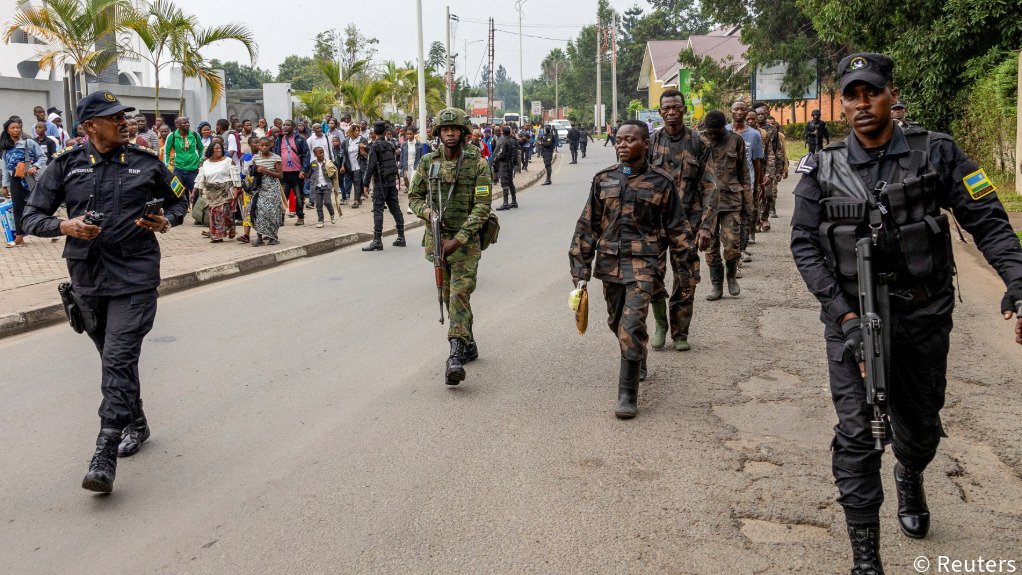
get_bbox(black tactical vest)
[373,140,398,186]
[816,128,953,291]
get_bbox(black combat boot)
[639,356,648,382]
[393,229,407,247]
[706,264,724,301]
[847,525,885,575]
[118,408,150,458]
[445,339,466,385]
[509,192,518,208]
[462,340,479,363]
[496,194,511,210]
[82,428,121,493]
[362,234,384,251]
[725,260,741,297]
[894,463,930,538]
[615,358,640,419]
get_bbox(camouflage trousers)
[706,211,742,267]
[603,281,651,361]
[425,237,481,343]
[760,177,778,223]
[653,248,700,341]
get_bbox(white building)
[1,0,154,86]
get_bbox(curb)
[0,152,559,340]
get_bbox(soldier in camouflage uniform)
[700,110,753,300]
[408,108,492,386]
[569,120,690,419]
[753,102,785,229]
[647,89,719,353]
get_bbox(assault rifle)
[428,161,445,324]
[855,237,890,450]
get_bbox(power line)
[459,17,586,29]
[493,28,571,42]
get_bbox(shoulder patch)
[794,153,817,175]
[963,168,995,200]
[170,175,186,198]
[128,143,159,156]
[594,164,618,177]
[51,143,81,159]
[474,185,490,198]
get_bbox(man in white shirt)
[307,123,332,163]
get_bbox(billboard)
[753,60,818,101]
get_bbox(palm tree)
[318,57,368,112]
[380,60,412,118]
[398,67,445,118]
[3,0,132,104]
[121,0,194,119]
[338,75,391,121]
[174,22,257,114]
[294,89,336,121]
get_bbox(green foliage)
[782,120,848,141]
[210,59,272,89]
[627,99,644,119]
[679,47,748,112]
[953,54,1018,182]
[277,55,324,91]
[342,24,378,70]
[295,88,337,120]
[427,41,446,74]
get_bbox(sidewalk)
[0,153,556,338]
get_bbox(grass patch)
[998,191,1022,213]
[785,140,809,160]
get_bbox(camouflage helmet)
[434,107,470,134]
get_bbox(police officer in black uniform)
[566,122,581,163]
[538,125,557,185]
[22,91,188,493]
[361,120,406,251]
[790,53,1022,574]
[494,125,520,211]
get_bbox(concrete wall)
[0,77,65,121]
[263,83,293,123]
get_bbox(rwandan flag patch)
[474,185,490,198]
[963,169,995,200]
[170,175,186,198]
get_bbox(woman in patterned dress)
[251,137,285,246]
[193,140,241,242]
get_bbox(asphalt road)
[1,142,1020,574]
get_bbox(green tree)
[277,55,323,91]
[427,41,446,73]
[541,48,569,110]
[209,59,273,89]
[295,88,336,121]
[313,29,339,62]
[3,0,132,104]
[679,47,749,113]
[174,21,257,114]
[341,24,378,70]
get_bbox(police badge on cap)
[837,53,894,93]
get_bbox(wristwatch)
[159,219,172,234]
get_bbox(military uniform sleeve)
[569,178,604,282]
[408,156,430,220]
[663,177,689,253]
[454,156,492,247]
[157,160,189,227]
[936,137,1022,286]
[21,154,67,237]
[697,169,719,232]
[736,138,754,217]
[790,165,856,324]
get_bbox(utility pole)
[554,62,559,112]
[487,17,495,123]
[1016,50,1022,190]
[595,19,602,131]
[516,0,526,121]
[611,13,618,126]
[415,0,428,139]
[445,6,453,107]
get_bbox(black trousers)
[569,143,579,162]
[542,152,553,180]
[580,140,588,157]
[81,289,159,430]
[281,171,305,219]
[498,164,516,203]
[825,310,951,526]
[9,177,27,235]
[372,183,404,235]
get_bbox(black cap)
[75,91,136,123]
[892,100,906,110]
[837,53,894,93]
[47,106,62,115]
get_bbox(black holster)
[57,282,97,334]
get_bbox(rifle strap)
[877,282,892,389]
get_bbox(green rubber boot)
[673,339,691,352]
[650,300,668,350]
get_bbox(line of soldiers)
[570,54,1022,575]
